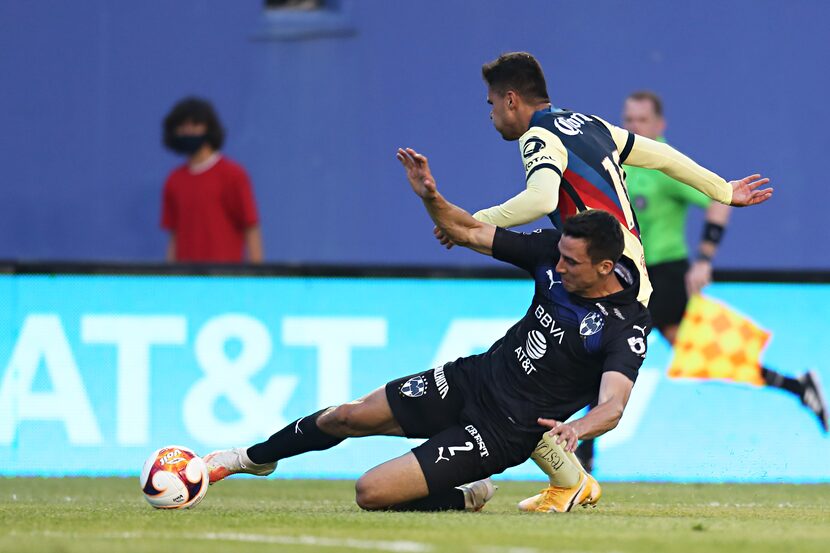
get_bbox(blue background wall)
[1,1,827,268]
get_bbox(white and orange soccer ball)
[140,445,209,509]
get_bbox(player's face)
[555,235,606,295]
[487,88,522,141]
[622,99,665,139]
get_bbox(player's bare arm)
[538,371,634,453]
[397,147,496,256]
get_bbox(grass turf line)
[1,478,829,553]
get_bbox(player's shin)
[246,408,345,465]
[389,479,496,512]
[530,433,583,487]
[517,434,600,512]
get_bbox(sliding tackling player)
[432,52,773,512]
[202,150,652,513]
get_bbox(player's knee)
[354,475,387,511]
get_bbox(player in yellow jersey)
[434,52,772,512]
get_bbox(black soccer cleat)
[799,370,829,433]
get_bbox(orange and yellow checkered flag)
[668,295,769,385]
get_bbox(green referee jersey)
[625,137,711,266]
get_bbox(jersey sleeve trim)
[601,366,639,383]
[527,163,563,180]
[619,132,635,163]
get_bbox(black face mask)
[171,134,208,155]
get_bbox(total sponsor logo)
[554,112,592,136]
[464,424,490,458]
[525,155,557,172]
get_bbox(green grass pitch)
[1,478,828,553]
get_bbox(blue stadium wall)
[1,0,827,268]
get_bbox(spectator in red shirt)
[161,97,263,263]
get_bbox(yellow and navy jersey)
[516,107,651,304]
[520,107,640,235]
[473,106,733,306]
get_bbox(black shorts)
[648,259,689,330]
[385,358,540,494]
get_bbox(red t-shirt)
[161,156,259,262]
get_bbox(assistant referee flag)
[668,295,769,385]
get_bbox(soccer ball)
[140,445,209,509]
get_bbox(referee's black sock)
[246,408,344,465]
[761,367,805,398]
[389,489,466,512]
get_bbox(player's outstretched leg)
[762,367,829,432]
[354,427,499,512]
[517,433,600,513]
[387,477,497,512]
[205,387,402,483]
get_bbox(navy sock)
[247,408,344,464]
[761,367,804,398]
[390,488,466,511]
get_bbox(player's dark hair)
[562,210,624,264]
[482,52,550,103]
[163,97,225,151]
[627,90,663,117]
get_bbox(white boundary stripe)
[25,530,432,552]
[11,531,629,553]
[197,532,431,552]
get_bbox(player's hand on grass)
[397,148,438,200]
[538,418,579,452]
[433,226,455,249]
[685,259,712,296]
[729,174,773,207]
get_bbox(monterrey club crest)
[400,375,427,398]
[579,311,605,336]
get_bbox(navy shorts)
[385,360,540,493]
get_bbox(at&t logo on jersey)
[554,112,592,136]
[514,346,537,375]
[525,330,547,360]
